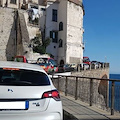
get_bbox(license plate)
[0,101,29,109]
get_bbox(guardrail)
[79,62,109,71]
[52,75,120,115]
[58,63,109,73]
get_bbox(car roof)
[0,61,45,72]
[83,57,89,58]
[91,61,97,62]
[37,57,54,60]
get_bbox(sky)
[83,0,120,74]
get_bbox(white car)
[0,61,63,120]
[83,63,89,70]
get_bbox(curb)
[63,110,78,120]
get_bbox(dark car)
[91,61,101,69]
[58,64,74,72]
[64,64,75,72]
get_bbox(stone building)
[0,0,38,9]
[39,0,84,65]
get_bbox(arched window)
[59,22,63,31]
[59,39,63,47]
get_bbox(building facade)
[0,0,38,9]
[39,0,84,65]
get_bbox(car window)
[37,58,48,64]
[14,58,24,62]
[49,59,57,66]
[83,58,90,62]
[0,68,50,86]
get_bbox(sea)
[109,74,120,111]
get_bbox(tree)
[31,33,51,54]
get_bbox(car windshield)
[14,57,24,62]
[83,58,90,62]
[64,64,70,67]
[37,58,48,64]
[37,58,57,67]
[49,59,57,67]
[0,68,50,86]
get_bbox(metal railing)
[52,75,120,115]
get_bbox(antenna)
[105,56,107,63]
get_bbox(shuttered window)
[50,31,58,43]
[52,9,57,22]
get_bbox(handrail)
[57,75,120,82]
[53,75,120,115]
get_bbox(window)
[0,69,50,86]
[59,22,63,31]
[41,8,46,11]
[50,31,58,43]
[10,0,16,4]
[59,39,63,47]
[52,9,57,22]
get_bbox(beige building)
[39,0,84,65]
[0,0,38,9]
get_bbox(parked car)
[83,63,90,70]
[58,64,75,72]
[64,64,75,72]
[83,57,91,65]
[70,63,77,70]
[14,56,28,63]
[91,61,101,69]
[36,57,58,73]
[0,61,62,120]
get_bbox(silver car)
[0,61,63,120]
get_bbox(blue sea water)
[110,74,120,80]
[109,74,120,111]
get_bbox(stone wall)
[0,8,31,61]
[17,10,31,58]
[17,10,40,60]
[52,68,109,110]
[0,7,44,61]
[0,8,16,61]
